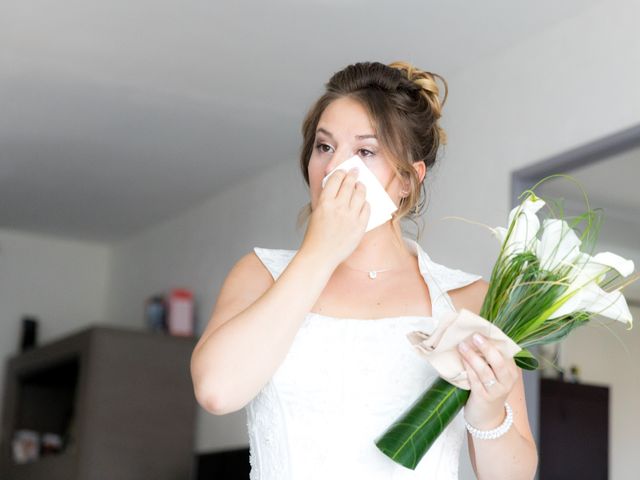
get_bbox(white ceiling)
[0,0,602,243]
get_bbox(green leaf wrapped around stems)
[374,377,469,470]
[374,347,535,470]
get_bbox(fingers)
[458,339,498,393]
[472,333,518,387]
[470,333,509,380]
[458,333,517,396]
[350,181,366,209]
[320,169,349,199]
[335,169,359,203]
[461,356,489,394]
[319,167,368,230]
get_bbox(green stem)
[375,377,470,470]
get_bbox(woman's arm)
[190,247,335,415]
[467,369,538,479]
[192,168,368,416]
[450,280,539,480]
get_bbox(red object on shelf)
[167,289,194,337]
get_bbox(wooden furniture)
[0,325,198,480]
[539,377,609,480]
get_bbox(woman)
[191,61,538,479]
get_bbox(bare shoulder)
[196,250,274,346]
[447,278,489,315]
[221,250,275,296]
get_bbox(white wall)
[0,228,112,418]
[105,159,309,450]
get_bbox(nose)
[324,152,351,177]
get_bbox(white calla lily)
[536,218,582,271]
[548,281,633,326]
[490,189,635,328]
[492,194,545,256]
[571,251,635,282]
[588,251,635,277]
[549,249,635,325]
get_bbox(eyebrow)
[316,128,377,141]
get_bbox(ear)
[412,160,427,184]
[400,161,427,196]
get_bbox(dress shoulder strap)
[407,236,483,296]
[419,255,484,314]
[425,260,483,293]
[253,247,297,281]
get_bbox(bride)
[191,61,538,479]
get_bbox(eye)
[358,148,376,158]
[315,142,334,154]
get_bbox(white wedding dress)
[246,236,482,479]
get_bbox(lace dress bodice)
[245,237,482,479]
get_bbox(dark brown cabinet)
[0,325,198,480]
[539,377,609,480]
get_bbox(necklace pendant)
[368,271,377,279]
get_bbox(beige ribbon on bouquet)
[407,308,522,390]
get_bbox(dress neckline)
[305,311,433,322]
[306,236,435,322]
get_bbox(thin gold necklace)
[342,263,395,280]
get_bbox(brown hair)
[296,61,448,238]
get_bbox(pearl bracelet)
[465,402,513,440]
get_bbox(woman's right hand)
[300,167,370,269]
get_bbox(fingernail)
[472,333,484,345]
[458,341,469,352]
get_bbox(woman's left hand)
[458,332,519,430]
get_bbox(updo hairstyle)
[297,61,448,233]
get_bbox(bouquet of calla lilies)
[375,182,636,470]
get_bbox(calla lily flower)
[536,218,582,271]
[572,251,635,281]
[492,194,545,256]
[549,281,633,326]
[548,249,635,325]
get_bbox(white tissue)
[321,155,398,232]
